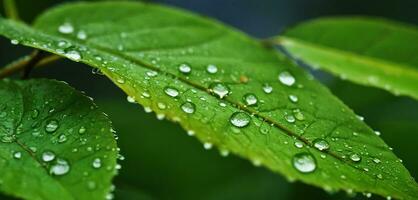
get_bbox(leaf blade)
[278,17,418,99]
[0,3,417,199]
[0,79,118,200]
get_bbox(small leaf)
[277,17,418,99]
[0,79,118,200]
[0,2,417,199]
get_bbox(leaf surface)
[0,79,118,200]
[0,3,417,199]
[278,17,418,99]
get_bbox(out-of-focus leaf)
[278,17,418,99]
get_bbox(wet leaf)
[0,2,417,199]
[277,17,418,99]
[0,79,118,200]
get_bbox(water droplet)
[289,94,298,103]
[206,64,218,74]
[79,126,86,134]
[278,71,295,86]
[220,149,229,157]
[229,112,251,128]
[13,151,22,159]
[50,159,70,176]
[146,71,158,77]
[11,39,19,45]
[181,102,196,114]
[45,120,59,133]
[292,153,316,173]
[58,134,67,143]
[294,141,304,148]
[92,158,102,169]
[77,30,87,40]
[178,63,191,74]
[313,139,329,151]
[157,102,167,110]
[210,83,230,99]
[126,96,136,103]
[42,151,56,162]
[58,22,74,34]
[285,114,295,123]
[243,93,258,106]
[164,87,179,97]
[293,109,305,121]
[65,50,81,62]
[187,130,195,136]
[203,142,213,150]
[262,84,273,94]
[350,153,361,162]
[374,131,381,136]
[117,78,125,84]
[376,173,383,179]
[373,158,381,164]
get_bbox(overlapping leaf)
[278,17,418,99]
[0,79,118,200]
[0,2,417,199]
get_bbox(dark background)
[0,0,417,199]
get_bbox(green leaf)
[0,79,118,200]
[0,2,417,199]
[277,17,418,99]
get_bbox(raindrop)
[50,159,70,176]
[350,153,361,162]
[210,83,230,99]
[203,142,213,150]
[58,134,67,143]
[278,71,295,86]
[77,30,87,40]
[206,64,218,74]
[45,120,59,133]
[178,63,191,74]
[42,151,56,162]
[126,96,136,103]
[58,22,74,34]
[78,126,86,134]
[13,151,22,159]
[243,93,258,106]
[373,158,381,164]
[285,114,295,123]
[262,84,273,94]
[146,71,158,77]
[117,79,125,84]
[294,141,304,148]
[181,102,196,114]
[292,153,316,173]
[65,50,81,62]
[164,87,179,97]
[92,158,102,169]
[157,102,167,110]
[229,112,251,128]
[376,174,383,179]
[10,39,19,45]
[289,94,298,103]
[374,131,381,136]
[313,139,329,151]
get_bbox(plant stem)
[0,52,61,79]
[3,0,20,20]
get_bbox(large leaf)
[277,17,418,99]
[0,2,417,199]
[0,79,118,200]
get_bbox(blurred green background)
[0,0,417,199]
